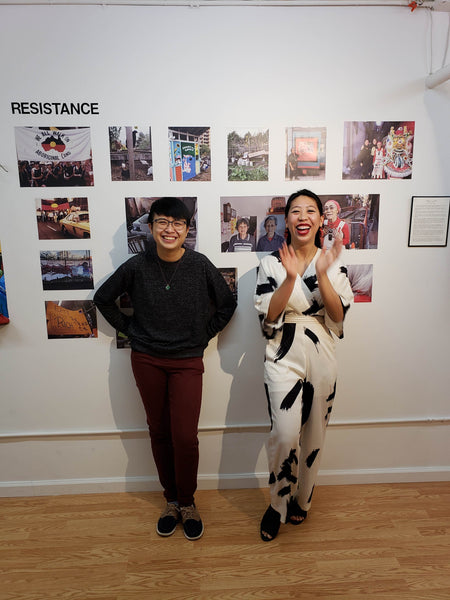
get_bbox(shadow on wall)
[216,267,269,517]
[99,225,161,493]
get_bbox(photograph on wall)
[36,197,90,240]
[347,264,373,303]
[116,292,132,349]
[15,126,94,187]
[168,127,210,182]
[109,126,153,181]
[228,129,269,181]
[45,300,97,339]
[0,241,9,325]
[342,121,415,180]
[285,127,326,181]
[40,250,93,291]
[320,194,379,250]
[218,267,238,302]
[221,195,286,252]
[126,197,198,254]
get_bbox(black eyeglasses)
[152,218,187,231]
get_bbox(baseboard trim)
[1,467,449,497]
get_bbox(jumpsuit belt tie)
[284,314,325,325]
[284,314,330,336]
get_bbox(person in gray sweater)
[94,197,236,540]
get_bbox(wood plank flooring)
[1,482,449,599]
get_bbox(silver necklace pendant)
[165,284,170,291]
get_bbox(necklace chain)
[157,254,183,290]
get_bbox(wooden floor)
[1,482,449,600]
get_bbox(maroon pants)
[131,351,204,506]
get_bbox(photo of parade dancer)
[342,121,414,180]
[15,127,94,187]
[321,199,350,249]
[320,194,379,250]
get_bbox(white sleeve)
[254,256,285,338]
[324,261,354,339]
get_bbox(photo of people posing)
[285,126,326,181]
[320,194,379,250]
[221,194,378,253]
[169,127,211,182]
[228,129,269,181]
[342,121,415,180]
[45,300,97,339]
[40,250,94,291]
[221,196,286,253]
[109,126,153,181]
[15,126,94,187]
[35,198,90,240]
[125,197,197,254]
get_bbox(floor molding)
[1,467,449,497]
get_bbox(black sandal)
[287,500,307,525]
[260,505,281,542]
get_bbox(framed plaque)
[408,196,450,247]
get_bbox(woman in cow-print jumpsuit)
[254,189,353,541]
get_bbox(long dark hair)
[284,189,323,247]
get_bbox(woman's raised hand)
[279,242,298,280]
[316,236,343,276]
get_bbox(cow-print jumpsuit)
[255,249,353,523]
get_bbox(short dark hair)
[236,217,249,228]
[148,197,192,225]
[285,189,323,247]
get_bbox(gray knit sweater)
[93,247,236,358]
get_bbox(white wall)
[0,3,449,496]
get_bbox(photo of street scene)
[16,126,94,187]
[342,121,415,180]
[286,127,326,181]
[45,300,97,339]
[228,129,269,181]
[0,241,9,325]
[221,195,287,253]
[347,264,373,303]
[109,126,153,181]
[169,127,211,182]
[320,194,379,250]
[36,198,90,240]
[125,197,197,254]
[40,250,93,291]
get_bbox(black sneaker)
[156,502,180,536]
[180,504,204,540]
